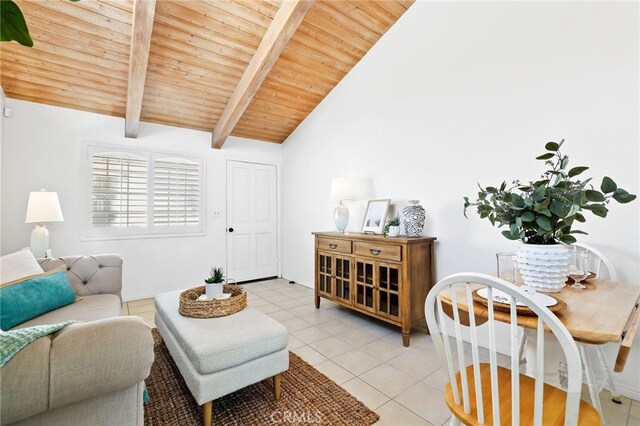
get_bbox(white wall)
[1,99,283,301]
[280,2,640,398]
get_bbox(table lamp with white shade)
[25,190,64,258]
[330,178,353,233]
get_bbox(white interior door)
[227,161,278,282]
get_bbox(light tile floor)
[124,278,640,426]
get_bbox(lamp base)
[30,224,49,258]
[334,203,349,233]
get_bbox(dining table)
[440,278,640,387]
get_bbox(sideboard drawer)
[318,238,352,254]
[354,242,402,262]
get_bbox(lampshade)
[330,178,353,202]
[25,191,64,223]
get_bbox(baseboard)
[608,382,640,401]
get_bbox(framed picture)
[362,199,391,234]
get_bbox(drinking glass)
[496,252,518,284]
[568,248,589,289]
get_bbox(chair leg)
[580,345,605,425]
[595,345,622,403]
[202,401,213,426]
[274,373,282,401]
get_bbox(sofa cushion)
[154,290,288,375]
[12,294,121,330]
[1,268,77,330]
[1,248,44,285]
[38,255,123,298]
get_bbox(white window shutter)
[91,153,148,227]
[153,158,201,226]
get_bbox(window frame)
[82,143,206,241]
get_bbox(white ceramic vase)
[402,200,426,237]
[205,283,224,299]
[388,226,400,237]
[517,244,570,293]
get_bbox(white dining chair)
[572,243,622,419]
[425,272,600,426]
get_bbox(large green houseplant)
[1,0,80,47]
[463,140,636,291]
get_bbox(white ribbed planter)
[517,244,570,293]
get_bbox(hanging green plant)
[0,0,33,47]
[0,0,81,48]
[463,139,636,245]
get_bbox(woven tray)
[179,284,247,318]
[472,289,566,316]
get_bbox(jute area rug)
[145,329,380,425]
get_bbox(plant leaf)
[501,230,519,240]
[601,176,617,193]
[0,0,33,47]
[545,141,560,152]
[536,215,552,231]
[511,193,525,209]
[589,204,608,218]
[568,166,589,177]
[521,212,535,222]
[575,213,586,223]
[533,197,550,211]
[559,235,577,244]
[532,185,547,202]
[536,153,554,160]
[585,190,605,202]
[550,200,569,217]
[612,188,637,204]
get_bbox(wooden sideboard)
[312,232,437,347]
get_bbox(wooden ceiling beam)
[211,0,315,149]
[125,0,156,138]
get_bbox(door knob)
[228,227,234,232]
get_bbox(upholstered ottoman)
[154,291,289,426]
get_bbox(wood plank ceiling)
[0,0,413,147]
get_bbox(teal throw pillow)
[0,269,77,330]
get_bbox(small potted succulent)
[204,267,225,299]
[384,216,401,237]
[463,140,636,292]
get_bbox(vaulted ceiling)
[0,0,413,147]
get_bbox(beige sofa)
[0,255,154,426]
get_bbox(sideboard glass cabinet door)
[377,262,401,320]
[317,253,334,298]
[333,256,351,304]
[354,260,376,313]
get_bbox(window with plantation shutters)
[91,153,148,227]
[153,157,201,227]
[85,144,205,239]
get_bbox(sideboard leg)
[402,331,410,347]
[315,295,320,309]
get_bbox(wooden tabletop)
[440,279,640,370]
[312,231,437,243]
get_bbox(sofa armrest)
[0,317,153,424]
[48,316,154,410]
[38,254,123,299]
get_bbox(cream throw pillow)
[0,248,45,285]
